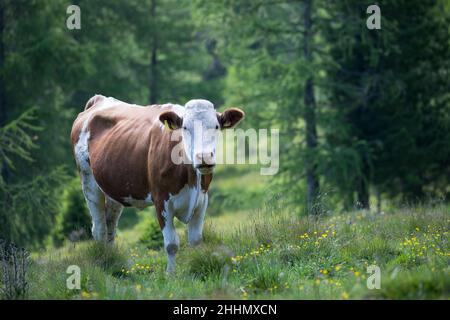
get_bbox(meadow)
[26,167,450,300]
[0,0,449,302]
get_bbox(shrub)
[80,242,129,275]
[52,178,91,246]
[248,266,282,292]
[187,245,233,280]
[138,216,164,250]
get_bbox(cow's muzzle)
[194,152,215,166]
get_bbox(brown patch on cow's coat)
[201,174,213,192]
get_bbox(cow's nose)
[195,152,215,167]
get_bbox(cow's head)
[159,99,245,174]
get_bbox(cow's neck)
[200,173,213,192]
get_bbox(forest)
[0,0,449,300]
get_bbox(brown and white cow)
[71,95,244,272]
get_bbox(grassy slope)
[28,169,449,300]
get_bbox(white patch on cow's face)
[181,99,220,174]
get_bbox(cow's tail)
[84,94,105,111]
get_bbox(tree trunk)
[149,0,158,104]
[356,156,370,209]
[0,1,11,185]
[0,1,6,126]
[375,187,381,213]
[303,0,319,213]
[357,178,369,209]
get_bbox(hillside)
[27,169,449,299]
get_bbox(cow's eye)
[183,126,187,130]
[215,125,219,129]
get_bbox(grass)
[25,203,449,300]
[20,165,449,300]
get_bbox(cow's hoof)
[165,260,176,275]
[165,248,177,275]
[188,239,202,247]
[165,267,176,275]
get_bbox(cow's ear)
[159,111,182,130]
[217,108,245,129]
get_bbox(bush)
[187,245,233,280]
[138,216,164,250]
[80,242,129,275]
[249,266,282,292]
[51,177,91,246]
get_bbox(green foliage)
[186,245,233,280]
[138,214,164,250]
[0,108,69,247]
[0,108,40,174]
[0,167,69,248]
[324,0,450,204]
[80,242,129,275]
[51,177,91,247]
[199,0,450,210]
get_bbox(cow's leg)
[163,214,179,274]
[80,171,107,242]
[188,194,208,246]
[156,204,179,274]
[105,197,123,244]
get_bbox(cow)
[70,95,245,273]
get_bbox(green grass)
[26,204,449,300]
[21,165,449,300]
